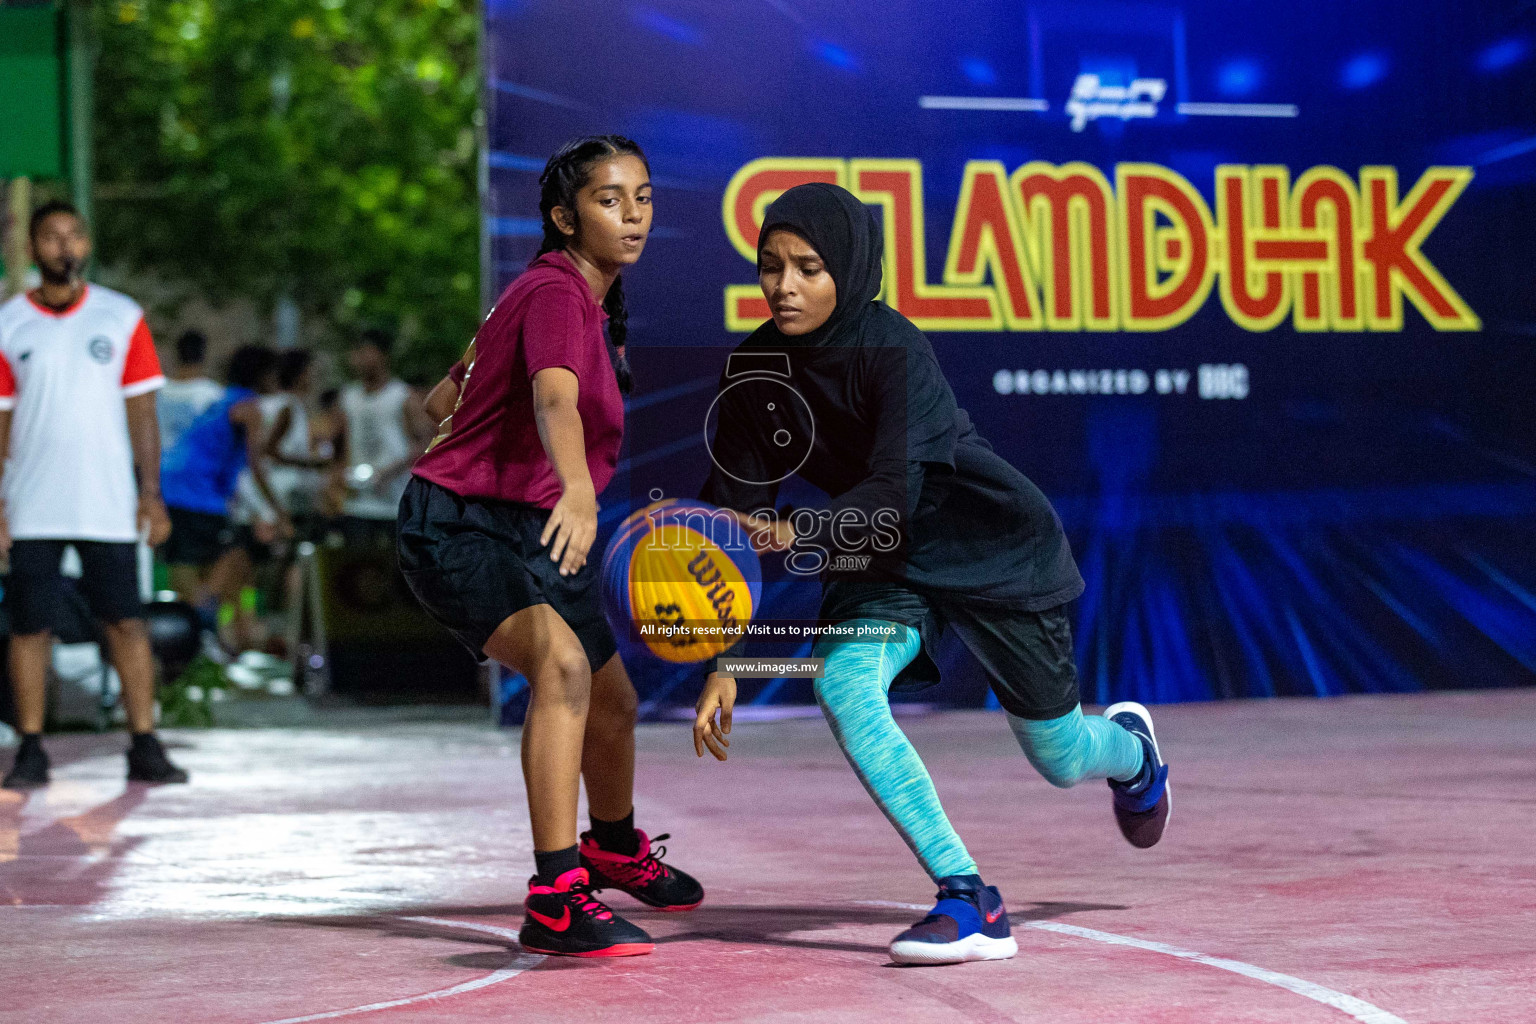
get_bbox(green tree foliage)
[95,0,480,379]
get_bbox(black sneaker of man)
[126,733,190,784]
[2,735,50,790]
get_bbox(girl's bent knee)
[1010,710,1092,788]
[1030,753,1088,789]
[532,650,592,709]
[811,675,839,711]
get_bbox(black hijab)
[756,183,883,347]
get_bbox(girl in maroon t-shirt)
[400,136,701,957]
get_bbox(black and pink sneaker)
[518,867,654,957]
[580,829,704,911]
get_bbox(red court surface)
[3,690,1534,1024]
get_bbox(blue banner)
[486,0,1536,708]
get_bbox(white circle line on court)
[254,917,544,1024]
[858,901,1408,1024]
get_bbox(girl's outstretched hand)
[694,672,737,761]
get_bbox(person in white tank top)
[235,350,328,526]
[338,330,433,544]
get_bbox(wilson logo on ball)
[602,500,762,664]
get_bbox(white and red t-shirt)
[0,285,165,541]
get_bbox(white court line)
[255,918,544,1024]
[858,902,1407,1024]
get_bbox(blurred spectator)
[236,349,330,537]
[0,200,185,789]
[158,330,224,454]
[311,388,343,461]
[313,388,347,518]
[160,345,292,651]
[336,329,434,547]
[266,350,331,523]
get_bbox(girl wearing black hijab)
[693,183,1171,965]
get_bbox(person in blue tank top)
[160,344,291,641]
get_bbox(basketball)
[601,499,762,664]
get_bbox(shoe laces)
[566,879,613,921]
[634,833,672,884]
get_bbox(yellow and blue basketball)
[601,499,762,664]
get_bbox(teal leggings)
[812,618,1144,881]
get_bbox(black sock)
[588,809,639,856]
[129,732,159,752]
[534,844,580,886]
[17,733,43,756]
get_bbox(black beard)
[39,258,78,286]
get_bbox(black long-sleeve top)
[700,301,1083,611]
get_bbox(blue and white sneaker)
[1104,701,1171,849]
[888,874,1018,965]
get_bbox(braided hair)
[536,135,648,394]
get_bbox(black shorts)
[817,579,1081,720]
[396,476,618,670]
[232,523,277,565]
[162,507,235,567]
[6,539,144,635]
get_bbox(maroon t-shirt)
[413,251,624,508]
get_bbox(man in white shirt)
[337,329,434,547]
[158,329,224,453]
[0,201,188,789]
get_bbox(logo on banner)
[1066,74,1167,132]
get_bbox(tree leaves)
[95,0,480,379]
